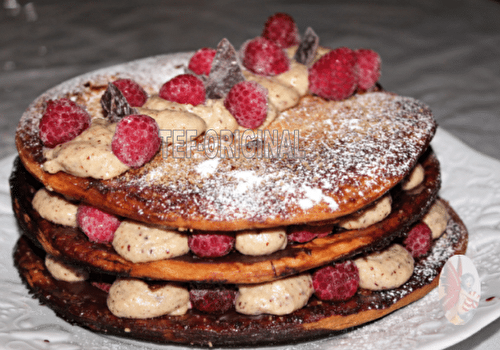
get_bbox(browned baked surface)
[11,149,440,283]
[16,76,436,231]
[13,200,467,347]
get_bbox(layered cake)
[10,13,467,347]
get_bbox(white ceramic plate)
[2,54,500,350]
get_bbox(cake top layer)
[16,53,436,231]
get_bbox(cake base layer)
[13,200,467,347]
[11,149,440,283]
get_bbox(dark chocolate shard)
[294,27,319,66]
[100,83,137,123]
[205,38,245,99]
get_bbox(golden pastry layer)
[11,148,439,283]
[15,52,435,231]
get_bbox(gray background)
[1,0,499,349]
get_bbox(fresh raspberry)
[76,205,121,244]
[188,48,217,76]
[224,81,268,129]
[39,98,91,148]
[92,282,112,293]
[242,37,290,76]
[288,224,333,243]
[403,222,432,258]
[112,78,148,107]
[159,74,205,106]
[312,261,359,301]
[111,114,161,168]
[190,284,237,314]
[355,49,381,90]
[188,232,235,258]
[262,13,300,48]
[308,47,358,101]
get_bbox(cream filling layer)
[32,188,78,227]
[401,164,425,191]
[45,255,88,282]
[423,200,450,239]
[354,244,414,291]
[43,119,129,179]
[235,227,287,256]
[339,194,392,230]
[112,221,189,263]
[107,279,190,318]
[235,273,314,316]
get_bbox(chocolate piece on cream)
[100,83,137,123]
[294,27,319,66]
[205,38,245,99]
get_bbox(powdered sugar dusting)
[296,184,339,210]
[196,158,220,177]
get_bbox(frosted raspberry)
[309,47,358,101]
[112,78,148,107]
[188,232,235,258]
[188,47,217,76]
[111,114,161,168]
[92,282,112,293]
[355,49,381,90]
[288,224,333,243]
[159,74,205,106]
[262,13,300,48]
[404,222,432,258]
[76,205,121,244]
[190,284,236,314]
[242,37,290,76]
[312,261,359,301]
[39,98,91,148]
[224,81,268,129]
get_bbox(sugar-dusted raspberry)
[355,49,381,90]
[224,81,268,129]
[39,98,91,148]
[288,224,333,243]
[189,284,237,314]
[188,232,235,258]
[404,222,432,258]
[92,282,112,293]
[188,47,217,76]
[159,74,205,106]
[242,37,290,76]
[262,12,300,48]
[111,114,161,168]
[312,261,359,301]
[309,47,358,101]
[112,78,148,107]
[76,205,121,244]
